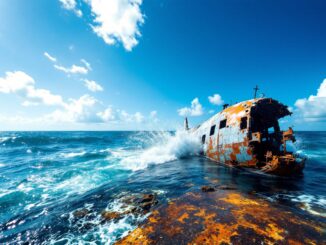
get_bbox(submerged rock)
[137,194,158,211]
[73,208,90,219]
[217,185,237,190]
[140,194,155,203]
[201,186,216,192]
[101,193,159,223]
[101,211,122,221]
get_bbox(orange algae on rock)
[116,190,325,245]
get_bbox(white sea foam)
[0,136,16,144]
[24,203,36,211]
[0,137,10,143]
[60,151,86,158]
[121,131,201,171]
[17,183,33,193]
[52,198,148,245]
[53,174,97,194]
[291,194,326,217]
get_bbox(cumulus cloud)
[0,71,64,106]
[83,79,103,92]
[208,94,224,105]
[97,106,115,122]
[96,107,146,123]
[44,52,57,62]
[85,0,145,51]
[134,112,144,123]
[48,94,101,123]
[0,71,100,123]
[118,110,144,123]
[59,0,82,17]
[0,70,151,127]
[178,98,203,117]
[295,79,326,121]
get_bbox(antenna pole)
[254,85,259,99]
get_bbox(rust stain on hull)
[116,190,325,245]
[191,98,306,175]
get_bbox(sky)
[1,0,326,131]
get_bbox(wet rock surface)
[116,190,325,245]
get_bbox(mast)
[254,85,259,99]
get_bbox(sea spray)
[121,131,202,171]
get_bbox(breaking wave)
[121,131,201,171]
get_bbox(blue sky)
[1,0,326,130]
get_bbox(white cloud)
[54,64,88,75]
[134,112,144,123]
[44,52,91,75]
[295,79,326,121]
[59,0,77,9]
[59,0,82,17]
[0,71,152,127]
[0,71,33,93]
[85,0,145,51]
[44,52,57,62]
[208,109,215,114]
[118,109,144,123]
[0,71,64,106]
[178,98,203,117]
[208,94,224,105]
[48,94,101,123]
[84,79,103,92]
[97,106,115,122]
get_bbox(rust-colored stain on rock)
[116,190,325,245]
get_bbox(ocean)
[0,131,325,244]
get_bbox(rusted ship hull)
[189,98,306,175]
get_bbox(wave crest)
[121,131,201,171]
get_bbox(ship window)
[202,135,206,144]
[210,125,216,136]
[240,117,247,130]
[219,119,227,129]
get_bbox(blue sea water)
[0,131,325,244]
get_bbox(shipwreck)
[186,94,306,175]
